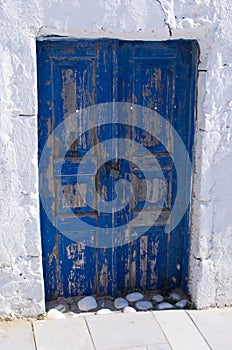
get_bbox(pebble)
[156,302,175,310]
[78,296,97,311]
[55,304,66,313]
[47,309,66,320]
[135,300,153,311]
[45,289,190,315]
[123,306,137,313]
[152,294,164,303]
[114,297,128,309]
[175,299,188,308]
[126,292,144,302]
[169,292,181,301]
[96,308,112,315]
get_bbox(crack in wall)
[155,0,173,37]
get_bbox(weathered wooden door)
[37,39,198,299]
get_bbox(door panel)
[37,39,198,299]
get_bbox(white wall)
[0,0,231,317]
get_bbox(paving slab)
[0,320,35,350]
[1,308,232,350]
[86,312,169,350]
[153,310,210,350]
[187,308,232,350]
[33,317,94,350]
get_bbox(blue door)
[37,39,198,299]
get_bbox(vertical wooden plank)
[37,42,58,299]
[95,40,117,295]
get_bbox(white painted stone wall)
[0,0,231,317]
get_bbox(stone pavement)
[0,308,232,350]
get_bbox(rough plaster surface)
[0,0,231,316]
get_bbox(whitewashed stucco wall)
[0,0,231,317]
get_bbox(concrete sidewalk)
[0,308,231,350]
